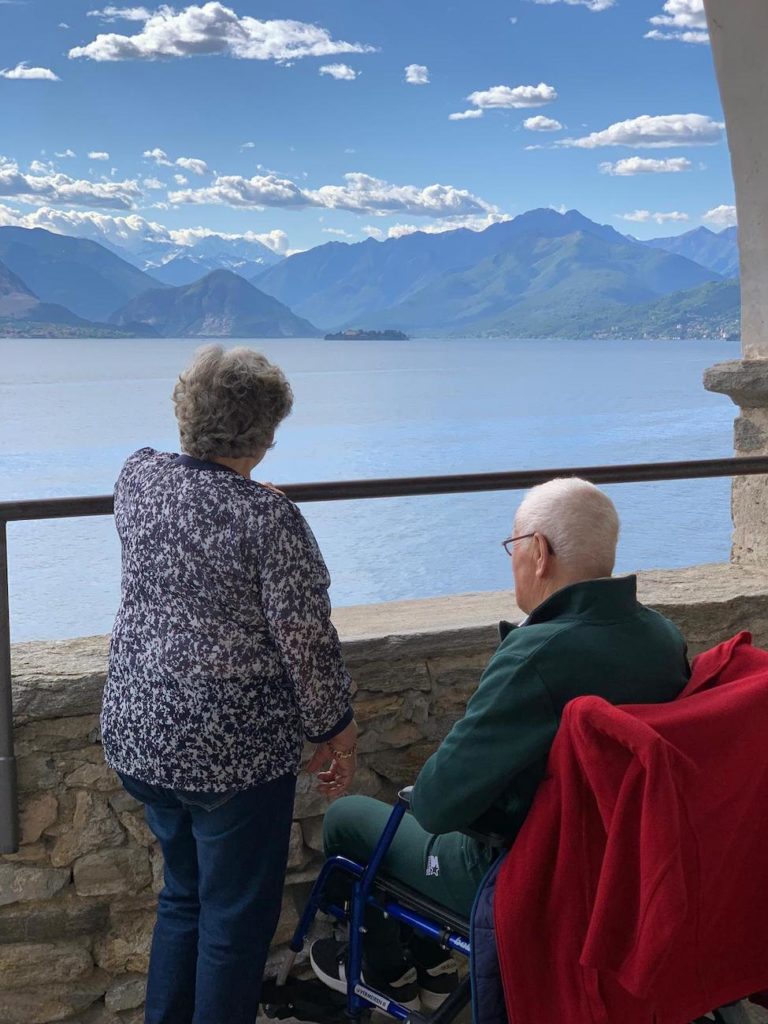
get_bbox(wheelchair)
[261,788,759,1024]
[262,785,506,1023]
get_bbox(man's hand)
[307,719,358,800]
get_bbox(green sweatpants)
[323,796,492,977]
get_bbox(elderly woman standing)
[101,345,357,1024]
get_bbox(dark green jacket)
[411,575,689,839]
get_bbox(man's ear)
[534,532,551,578]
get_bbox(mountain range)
[124,233,283,287]
[254,209,731,337]
[0,211,741,340]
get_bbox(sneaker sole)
[309,946,421,1012]
[419,988,454,1012]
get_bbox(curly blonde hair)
[173,345,293,459]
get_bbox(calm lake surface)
[0,337,737,642]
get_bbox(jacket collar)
[501,575,639,635]
[174,453,240,476]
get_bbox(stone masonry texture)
[2,565,768,1022]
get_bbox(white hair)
[514,477,619,578]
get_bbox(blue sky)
[0,0,736,257]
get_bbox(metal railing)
[3,453,768,854]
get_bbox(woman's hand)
[259,481,286,497]
[306,719,358,800]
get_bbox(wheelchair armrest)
[399,786,506,849]
[460,825,508,850]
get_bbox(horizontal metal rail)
[2,452,768,854]
[3,455,768,523]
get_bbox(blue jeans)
[118,771,297,1024]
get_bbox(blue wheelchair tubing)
[286,798,471,1021]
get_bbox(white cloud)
[449,109,483,121]
[59,22,70,29]
[702,204,737,229]
[87,6,153,20]
[143,176,164,189]
[88,150,110,160]
[0,205,168,248]
[509,16,518,24]
[241,141,256,150]
[646,0,708,43]
[649,0,706,25]
[175,156,208,175]
[405,64,429,85]
[322,227,355,238]
[0,203,292,256]
[170,170,499,219]
[143,147,173,166]
[363,212,511,241]
[55,149,76,158]
[645,29,708,43]
[617,209,689,224]
[560,113,724,148]
[87,5,153,19]
[29,160,55,174]
[169,225,290,254]
[69,3,376,63]
[523,115,563,131]
[0,161,141,209]
[145,149,208,175]
[530,0,615,10]
[293,173,502,219]
[599,156,692,175]
[174,173,188,185]
[319,63,358,81]
[0,62,60,81]
[171,173,307,208]
[467,82,557,110]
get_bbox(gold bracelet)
[330,745,357,761]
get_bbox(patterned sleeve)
[249,492,353,742]
[115,447,158,497]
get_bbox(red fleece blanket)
[494,632,768,1024]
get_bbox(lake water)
[0,336,738,642]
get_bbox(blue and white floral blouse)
[102,447,353,792]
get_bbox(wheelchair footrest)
[261,977,352,1023]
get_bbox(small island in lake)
[324,328,409,341]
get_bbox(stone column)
[702,0,768,565]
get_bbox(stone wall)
[3,563,768,1023]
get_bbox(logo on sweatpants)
[426,855,440,877]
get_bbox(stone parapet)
[3,564,768,1022]
[704,359,768,408]
[705,358,768,565]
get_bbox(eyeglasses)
[502,533,555,557]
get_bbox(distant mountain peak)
[110,267,319,338]
[641,223,739,277]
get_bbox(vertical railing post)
[0,519,19,854]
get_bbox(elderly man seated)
[310,478,690,1012]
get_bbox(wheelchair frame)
[267,787,489,1023]
[264,788,758,1024]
